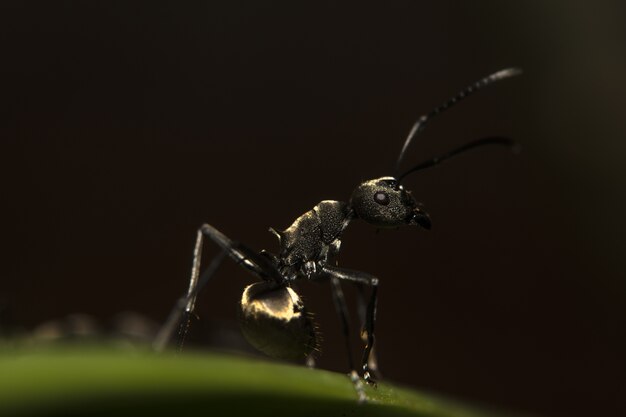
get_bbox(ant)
[153,67,522,399]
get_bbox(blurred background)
[1,1,625,416]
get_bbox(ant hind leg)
[153,224,282,352]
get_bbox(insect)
[153,67,522,395]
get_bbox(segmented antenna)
[397,137,519,182]
[393,67,522,177]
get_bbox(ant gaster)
[153,68,522,398]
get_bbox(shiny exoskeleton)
[153,68,521,399]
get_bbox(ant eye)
[373,191,390,205]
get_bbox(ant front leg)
[329,277,355,371]
[153,224,282,352]
[321,264,379,385]
[355,283,381,380]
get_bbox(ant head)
[353,67,521,231]
[350,68,521,229]
[350,177,432,230]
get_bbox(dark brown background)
[1,2,625,416]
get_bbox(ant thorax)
[270,200,354,275]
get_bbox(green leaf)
[0,347,522,417]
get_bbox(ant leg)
[329,277,354,371]
[361,282,378,385]
[329,277,367,403]
[356,284,381,379]
[321,265,379,385]
[153,224,282,352]
[153,249,227,352]
[197,224,283,282]
[153,227,228,352]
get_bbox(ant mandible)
[153,67,522,397]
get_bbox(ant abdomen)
[238,282,318,361]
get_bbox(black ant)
[153,68,522,399]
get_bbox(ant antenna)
[397,137,519,182]
[393,67,522,177]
